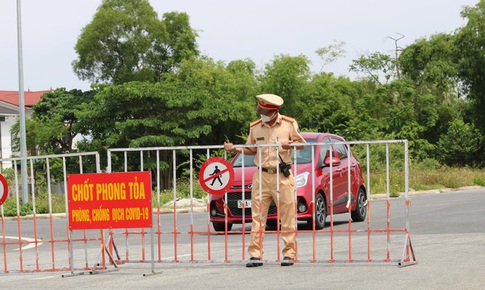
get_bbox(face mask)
[261,111,276,123]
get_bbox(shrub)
[2,197,32,216]
[473,174,485,187]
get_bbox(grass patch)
[366,164,484,196]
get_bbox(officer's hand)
[224,142,235,152]
[281,140,292,150]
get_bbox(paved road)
[2,188,485,289]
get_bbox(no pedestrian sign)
[0,174,8,206]
[199,157,234,195]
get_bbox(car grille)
[226,191,277,217]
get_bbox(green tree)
[170,57,257,145]
[12,88,94,155]
[350,80,439,160]
[436,119,481,166]
[72,0,198,85]
[77,81,212,150]
[399,33,459,99]
[260,54,311,118]
[315,39,347,72]
[300,72,358,135]
[349,52,395,85]
[75,57,257,150]
[455,0,485,139]
[158,11,199,77]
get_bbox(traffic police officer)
[224,93,306,267]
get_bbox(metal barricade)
[105,140,415,267]
[0,152,100,273]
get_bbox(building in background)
[0,90,50,168]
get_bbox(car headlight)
[295,171,310,188]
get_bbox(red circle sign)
[199,157,234,195]
[0,174,8,206]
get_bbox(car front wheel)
[351,187,367,222]
[309,193,327,230]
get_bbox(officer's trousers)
[247,170,296,259]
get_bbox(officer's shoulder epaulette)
[281,115,296,123]
[250,119,262,127]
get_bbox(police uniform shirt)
[246,113,306,168]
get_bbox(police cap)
[256,94,284,110]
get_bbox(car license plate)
[237,200,251,208]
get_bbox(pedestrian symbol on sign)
[210,166,224,186]
[199,157,234,195]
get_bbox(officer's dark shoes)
[281,256,294,266]
[246,257,263,267]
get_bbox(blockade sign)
[199,157,234,195]
[0,174,8,206]
[67,171,152,230]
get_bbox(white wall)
[1,115,17,168]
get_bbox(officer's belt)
[260,167,291,174]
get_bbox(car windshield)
[232,138,317,167]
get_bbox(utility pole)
[17,0,29,204]
[387,33,405,80]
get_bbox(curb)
[370,185,485,200]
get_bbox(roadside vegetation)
[370,163,485,198]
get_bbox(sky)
[0,0,479,92]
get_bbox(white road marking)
[33,275,58,280]
[4,236,43,251]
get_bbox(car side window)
[332,139,348,160]
[320,138,332,159]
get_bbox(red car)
[209,132,367,232]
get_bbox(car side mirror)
[323,156,341,167]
